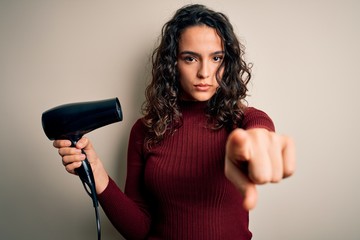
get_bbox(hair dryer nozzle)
[41,97,122,141]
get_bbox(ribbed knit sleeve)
[242,107,275,132]
[97,119,152,240]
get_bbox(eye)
[213,55,223,62]
[184,56,196,63]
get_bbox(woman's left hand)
[224,128,296,210]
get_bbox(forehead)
[178,25,223,51]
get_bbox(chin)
[191,95,214,102]
[181,91,215,102]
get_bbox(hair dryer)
[41,97,122,240]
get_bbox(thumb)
[76,137,91,150]
[75,137,94,159]
[225,153,258,210]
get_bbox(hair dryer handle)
[71,141,99,208]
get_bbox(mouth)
[194,83,211,91]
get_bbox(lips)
[194,83,211,91]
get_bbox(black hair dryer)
[41,97,122,239]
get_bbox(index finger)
[226,128,251,162]
[53,139,72,148]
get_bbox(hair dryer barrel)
[41,97,122,141]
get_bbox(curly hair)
[142,4,252,149]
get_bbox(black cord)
[71,141,102,240]
[81,180,102,240]
[95,204,101,240]
[80,178,101,240]
[76,158,102,240]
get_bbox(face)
[177,25,224,101]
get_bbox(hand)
[224,128,296,210]
[53,137,109,194]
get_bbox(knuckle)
[65,162,80,174]
[270,133,281,147]
[251,172,271,185]
[62,156,69,165]
[271,173,283,183]
[71,147,79,155]
[284,165,296,178]
[65,164,72,173]
[271,179,280,183]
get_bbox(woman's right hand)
[53,137,109,194]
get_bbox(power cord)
[75,152,102,240]
[80,176,102,240]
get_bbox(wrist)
[92,158,109,194]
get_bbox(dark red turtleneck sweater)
[98,101,275,240]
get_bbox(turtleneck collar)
[179,100,209,112]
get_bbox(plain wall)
[1,0,359,239]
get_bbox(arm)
[224,107,296,210]
[54,119,152,240]
[97,119,152,239]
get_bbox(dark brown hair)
[142,4,251,149]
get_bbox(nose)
[197,61,210,79]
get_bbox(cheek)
[178,62,190,74]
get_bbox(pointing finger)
[225,156,258,210]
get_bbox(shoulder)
[131,118,146,131]
[129,118,147,144]
[242,107,275,132]
[130,118,147,137]
[127,118,148,156]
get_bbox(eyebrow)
[179,50,225,57]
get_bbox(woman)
[55,4,295,240]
